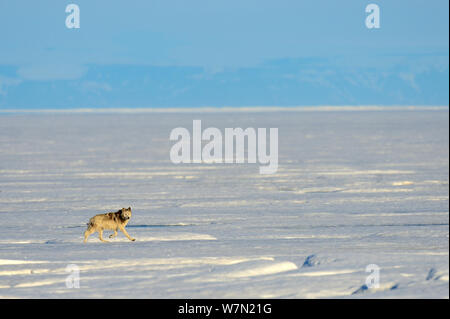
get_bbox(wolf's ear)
[128,207,131,210]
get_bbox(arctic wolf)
[84,207,135,243]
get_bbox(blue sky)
[0,0,448,108]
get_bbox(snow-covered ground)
[0,109,448,298]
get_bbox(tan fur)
[84,207,135,243]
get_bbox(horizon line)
[0,105,448,114]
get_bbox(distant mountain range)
[0,54,448,109]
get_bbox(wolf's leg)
[119,225,135,241]
[109,229,118,239]
[98,229,109,243]
[84,227,95,243]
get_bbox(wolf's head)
[120,207,132,220]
